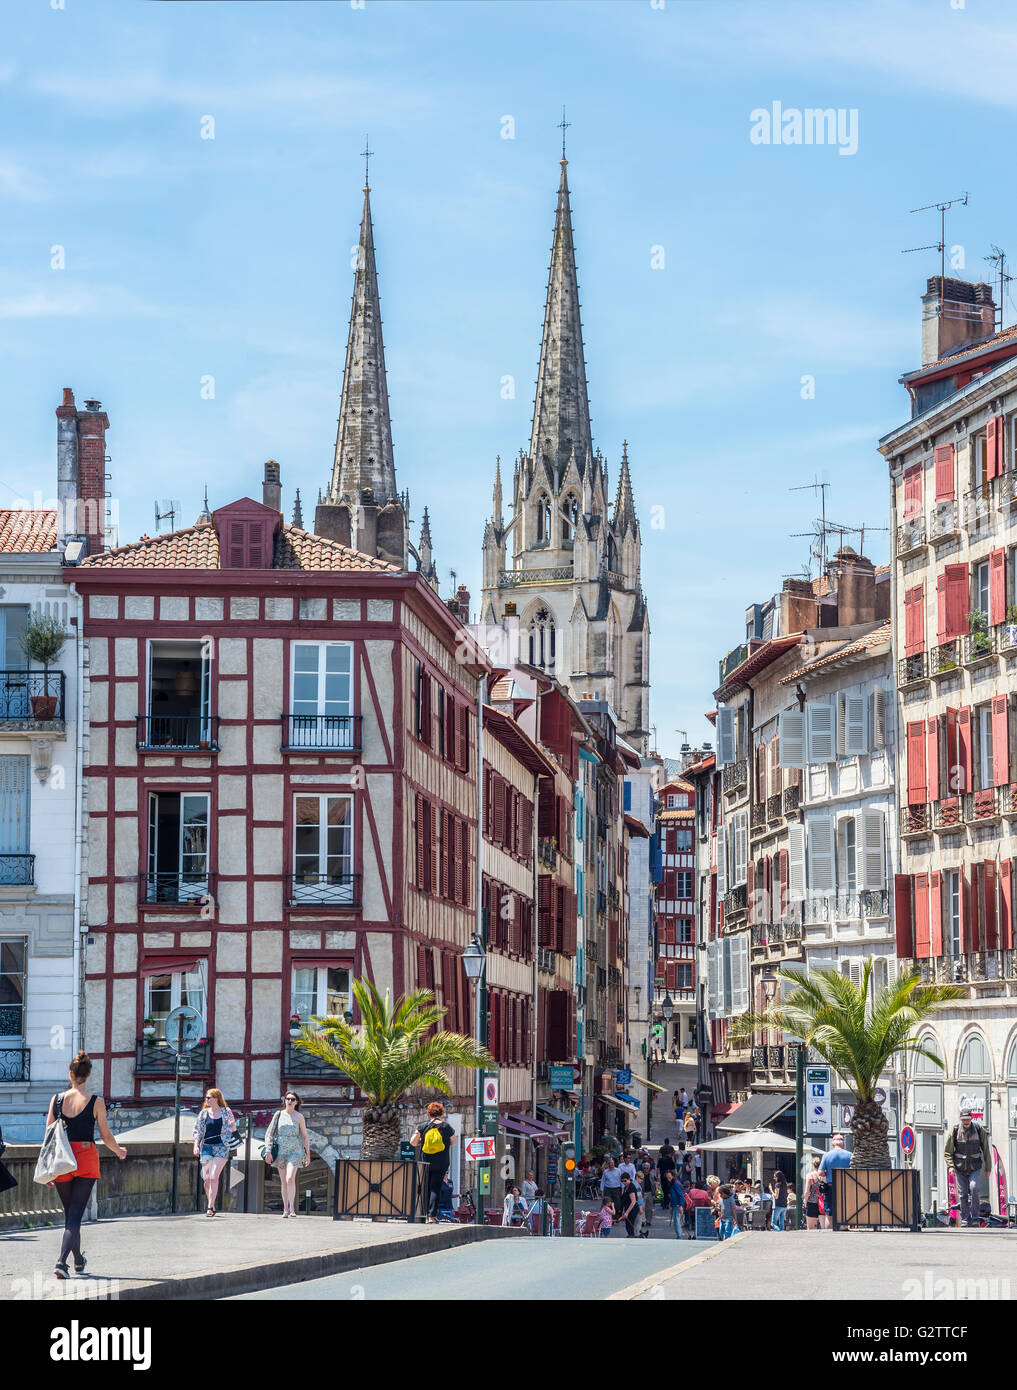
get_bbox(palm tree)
[294,977,491,1159]
[730,961,961,1168]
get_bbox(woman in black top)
[410,1100,458,1223]
[47,1052,126,1279]
[619,1174,639,1238]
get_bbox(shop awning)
[630,1073,666,1093]
[536,1103,573,1125]
[139,954,202,978]
[500,1112,568,1138]
[616,1091,641,1109]
[600,1094,640,1116]
[716,1092,794,1133]
[708,1101,741,1126]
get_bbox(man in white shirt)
[600,1157,624,1215]
[618,1152,637,1184]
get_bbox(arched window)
[561,494,579,544]
[912,1032,943,1075]
[607,535,617,572]
[958,1033,990,1078]
[528,607,556,672]
[1007,1039,1017,1079]
[536,494,552,543]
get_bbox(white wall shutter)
[788,822,806,903]
[844,695,869,756]
[870,687,886,750]
[731,934,750,1016]
[706,941,719,1020]
[716,823,727,897]
[733,811,748,886]
[807,703,835,763]
[860,809,886,890]
[836,694,847,758]
[807,813,836,894]
[779,709,805,768]
[717,706,735,767]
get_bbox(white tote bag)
[34,1093,78,1186]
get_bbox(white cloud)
[0,284,168,320]
[0,156,47,202]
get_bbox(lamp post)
[462,936,487,1224]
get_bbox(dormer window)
[213,499,280,570]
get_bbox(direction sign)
[464,1136,496,1161]
[805,1064,831,1136]
[550,1064,576,1091]
[900,1125,916,1155]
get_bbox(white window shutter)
[844,695,868,756]
[717,707,735,767]
[716,823,728,896]
[706,941,719,1020]
[730,935,749,1016]
[734,812,748,886]
[788,823,806,903]
[807,703,835,763]
[807,813,836,894]
[870,687,886,750]
[860,809,886,890]
[779,709,805,768]
[836,694,847,758]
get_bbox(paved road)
[228,1233,701,1301]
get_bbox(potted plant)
[142,1018,157,1038]
[967,609,993,658]
[289,1012,302,1038]
[19,613,69,721]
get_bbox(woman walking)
[264,1091,311,1218]
[48,1051,126,1279]
[193,1087,238,1217]
[803,1158,823,1230]
[410,1100,457,1223]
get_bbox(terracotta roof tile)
[81,519,397,573]
[0,509,57,553]
[780,620,892,683]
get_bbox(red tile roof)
[905,321,1017,379]
[780,621,892,683]
[0,509,57,553]
[80,519,397,572]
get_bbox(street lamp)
[461,936,487,1225]
[661,993,674,1057]
[461,936,486,983]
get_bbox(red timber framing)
[71,499,492,1112]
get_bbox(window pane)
[293,968,316,1018]
[146,975,173,1039]
[325,967,350,1018]
[180,796,209,878]
[2,606,29,670]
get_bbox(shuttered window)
[992,695,1010,787]
[914,874,931,958]
[716,707,735,766]
[904,585,925,656]
[990,548,1006,628]
[807,703,835,763]
[927,717,940,803]
[788,823,806,903]
[807,814,835,894]
[906,721,927,805]
[937,565,969,642]
[779,709,805,768]
[859,810,885,891]
[934,443,955,501]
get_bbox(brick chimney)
[262,459,282,514]
[446,583,471,624]
[831,547,876,626]
[921,276,996,366]
[780,577,819,635]
[56,388,108,556]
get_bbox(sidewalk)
[0,1213,521,1301]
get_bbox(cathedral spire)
[529,157,593,482]
[492,455,503,527]
[613,440,637,533]
[418,506,438,589]
[292,489,304,529]
[327,179,396,507]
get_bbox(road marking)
[606,1231,747,1301]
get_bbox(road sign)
[805,1065,832,1136]
[616,1068,632,1086]
[464,1136,496,1160]
[164,1005,202,1053]
[483,1074,499,1107]
[550,1064,576,1090]
[900,1125,916,1155]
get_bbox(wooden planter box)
[833,1167,922,1232]
[332,1158,426,1222]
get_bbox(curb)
[46,1223,523,1302]
[606,1230,747,1301]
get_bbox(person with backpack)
[945,1107,992,1227]
[410,1100,458,1223]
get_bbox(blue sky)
[4,0,1017,753]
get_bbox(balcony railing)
[499,567,574,588]
[896,518,926,556]
[900,803,930,835]
[722,759,748,794]
[141,873,215,906]
[282,1041,354,1081]
[997,622,1017,656]
[608,885,620,909]
[929,640,960,677]
[750,802,766,830]
[783,918,802,943]
[966,787,1003,824]
[767,1044,786,1070]
[597,889,607,914]
[0,854,34,886]
[586,1018,601,1040]
[783,785,800,817]
[769,921,785,943]
[134,1036,212,1075]
[766,794,782,824]
[897,653,928,688]
[538,947,557,973]
[964,488,993,531]
[281,714,361,752]
[288,872,360,907]
[929,499,960,543]
[907,952,1017,987]
[0,1047,29,1081]
[751,1045,766,1069]
[608,965,621,986]
[934,796,963,830]
[806,890,889,923]
[137,715,220,751]
[725,884,747,915]
[1000,470,1017,509]
[963,628,996,666]
[751,923,767,947]
[537,838,558,869]
[0,670,65,725]
[586,938,599,962]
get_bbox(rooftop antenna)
[790,477,830,572]
[902,192,968,283]
[154,500,177,534]
[984,245,1013,332]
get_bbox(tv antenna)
[984,245,1013,332]
[902,192,968,282]
[790,478,831,572]
[154,500,177,534]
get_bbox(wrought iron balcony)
[929,640,960,677]
[586,1018,602,1040]
[766,794,782,824]
[585,938,599,962]
[537,947,557,973]
[0,669,65,725]
[597,889,607,914]
[966,787,1003,824]
[783,918,802,942]
[0,854,34,886]
[608,965,621,986]
[897,653,928,688]
[140,873,216,906]
[135,1036,212,1075]
[281,714,361,753]
[900,803,930,836]
[963,628,996,666]
[769,921,785,943]
[608,885,620,909]
[751,1045,766,1069]
[929,499,960,543]
[1000,470,1017,509]
[282,1041,354,1081]
[751,923,767,947]
[725,884,747,915]
[783,785,800,817]
[933,796,963,830]
[896,517,926,556]
[0,1047,29,1081]
[722,759,748,794]
[750,802,766,830]
[996,622,1017,656]
[137,715,219,751]
[288,871,360,907]
[964,488,994,532]
[537,838,558,868]
[767,1044,786,1070]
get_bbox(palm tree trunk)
[361,1116,402,1160]
[850,1099,891,1168]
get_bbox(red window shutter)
[755,744,766,803]
[936,572,949,643]
[493,778,505,845]
[927,717,940,803]
[538,875,552,947]
[987,416,999,479]
[425,948,436,993]
[1001,860,1014,951]
[914,874,931,958]
[546,990,566,1060]
[764,855,773,922]
[894,874,913,957]
[984,861,998,950]
[416,943,427,988]
[420,673,432,747]
[903,464,923,522]
[666,960,677,991]
[929,870,943,957]
[906,721,927,805]
[538,782,555,839]
[778,849,789,919]
[993,695,1010,787]
[934,443,955,501]
[905,585,925,655]
[947,564,969,639]
[444,692,456,763]
[945,708,959,795]
[770,735,781,797]
[415,794,426,888]
[957,707,973,794]
[746,861,755,926]
[990,548,1006,628]
[455,818,465,904]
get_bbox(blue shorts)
[201,1142,229,1160]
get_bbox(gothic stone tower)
[480,157,650,749]
[316,172,434,582]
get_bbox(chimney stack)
[921,276,996,366]
[56,388,109,556]
[832,547,876,626]
[263,460,282,514]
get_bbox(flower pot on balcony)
[30,695,57,721]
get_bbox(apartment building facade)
[653,776,697,1052]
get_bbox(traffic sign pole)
[561,1141,576,1236]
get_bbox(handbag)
[34,1093,77,1186]
[260,1111,280,1164]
